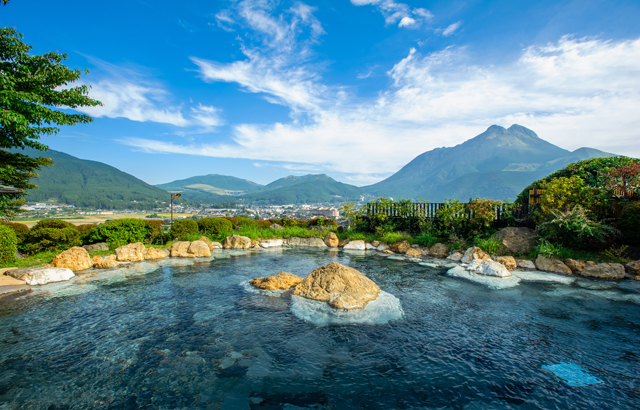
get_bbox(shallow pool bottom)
[0,249,639,409]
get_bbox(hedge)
[88,218,152,248]
[170,219,198,240]
[1,222,29,244]
[0,225,17,262]
[197,217,233,235]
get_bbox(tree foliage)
[0,27,101,218]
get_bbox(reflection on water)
[0,249,639,409]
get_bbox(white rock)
[365,242,377,250]
[511,270,576,284]
[8,267,75,286]
[376,243,389,251]
[343,240,366,250]
[290,291,403,326]
[259,239,284,248]
[446,252,463,262]
[447,266,520,289]
[467,259,512,277]
[516,259,536,270]
[419,262,439,268]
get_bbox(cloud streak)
[122,35,640,185]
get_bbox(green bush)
[146,220,165,244]
[1,222,29,244]
[535,239,570,260]
[33,219,77,230]
[619,201,640,245]
[23,225,81,253]
[0,225,17,262]
[308,217,338,229]
[473,237,505,255]
[413,232,440,248]
[170,219,199,240]
[76,224,96,243]
[255,220,272,229]
[197,217,233,235]
[236,218,257,228]
[88,218,152,248]
[222,216,239,227]
[538,206,619,249]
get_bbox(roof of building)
[0,185,23,194]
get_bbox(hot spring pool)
[0,249,639,409]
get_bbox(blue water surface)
[0,249,639,409]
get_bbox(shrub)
[198,217,233,235]
[1,222,29,244]
[23,225,81,253]
[308,217,338,230]
[435,199,469,237]
[538,176,591,217]
[537,206,619,249]
[619,202,640,245]
[76,224,96,242]
[236,218,257,228]
[0,225,17,262]
[255,220,271,229]
[33,219,77,230]
[222,216,239,227]
[146,220,165,244]
[413,232,440,248]
[535,239,570,260]
[474,237,505,255]
[170,219,199,240]
[88,218,153,248]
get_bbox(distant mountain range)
[13,147,185,210]
[362,124,615,201]
[17,124,620,207]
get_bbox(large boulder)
[581,262,625,279]
[625,260,640,278]
[405,248,421,258]
[390,241,411,254]
[92,255,118,269]
[223,235,252,249]
[429,243,448,258]
[338,239,350,248]
[115,242,146,262]
[564,259,586,274]
[188,241,212,257]
[171,241,193,258]
[6,267,74,286]
[516,259,536,270]
[447,252,463,262]
[534,255,572,275]
[51,246,92,272]
[292,262,380,310]
[324,232,339,247]
[82,242,109,252]
[260,239,283,248]
[211,241,223,249]
[491,227,537,254]
[287,237,327,247]
[461,247,490,264]
[493,256,517,270]
[199,236,214,251]
[250,271,303,290]
[343,240,366,250]
[144,248,169,260]
[251,240,260,249]
[467,259,512,277]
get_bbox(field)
[13,213,194,227]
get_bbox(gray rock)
[534,255,572,275]
[83,242,109,252]
[491,227,537,254]
[287,237,327,247]
[581,263,625,279]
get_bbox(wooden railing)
[365,202,526,221]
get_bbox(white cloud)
[398,17,416,28]
[124,36,640,184]
[191,104,225,130]
[442,21,462,36]
[350,0,433,28]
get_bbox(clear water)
[0,249,639,409]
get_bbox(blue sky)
[2,0,640,186]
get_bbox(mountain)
[156,174,263,204]
[363,124,617,201]
[14,147,177,210]
[242,174,363,205]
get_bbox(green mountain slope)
[15,148,177,210]
[156,174,263,204]
[363,124,617,201]
[242,174,363,204]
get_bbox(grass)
[0,251,58,269]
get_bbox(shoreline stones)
[292,262,380,310]
[491,227,537,254]
[6,267,74,286]
[144,248,169,260]
[92,255,119,269]
[116,242,146,262]
[343,240,366,250]
[467,259,512,277]
[50,246,92,272]
[171,241,212,258]
[250,272,303,290]
[580,262,625,279]
[223,235,252,249]
[534,255,572,275]
[461,247,490,264]
[324,232,339,247]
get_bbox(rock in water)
[564,258,586,274]
[171,241,193,258]
[144,247,169,260]
[250,272,303,290]
[199,236,214,251]
[324,232,339,247]
[51,246,92,271]
[626,260,640,278]
[292,262,380,310]
[429,243,448,258]
[188,241,212,257]
[116,242,146,262]
[580,262,625,279]
[223,235,252,249]
[260,239,283,248]
[535,255,572,275]
[390,241,410,254]
[343,240,366,250]
[460,247,490,264]
[405,248,421,258]
[6,267,74,286]
[493,256,517,270]
[467,259,512,277]
[92,255,118,269]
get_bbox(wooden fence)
[365,202,525,222]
